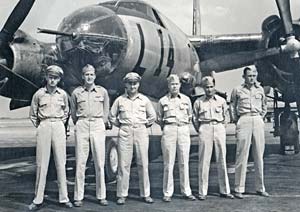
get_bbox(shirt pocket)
[179,102,189,114]
[39,98,48,107]
[94,95,104,102]
[163,104,176,118]
[119,104,130,119]
[215,106,222,113]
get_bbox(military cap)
[46,65,63,76]
[201,76,215,86]
[82,64,95,73]
[123,72,141,82]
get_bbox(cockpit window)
[101,1,166,28]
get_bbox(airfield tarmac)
[0,119,300,212]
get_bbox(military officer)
[157,74,196,202]
[230,66,269,199]
[28,65,73,210]
[109,72,156,205]
[193,76,234,200]
[71,64,110,207]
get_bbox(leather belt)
[78,117,103,121]
[120,123,145,128]
[41,118,62,122]
[200,120,222,125]
[240,112,260,117]
[164,122,188,127]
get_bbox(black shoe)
[117,197,126,205]
[73,200,83,207]
[162,196,172,202]
[99,199,108,206]
[234,192,244,199]
[143,196,154,204]
[256,191,269,197]
[220,193,234,199]
[198,195,206,201]
[61,201,73,208]
[184,195,196,201]
[28,203,42,211]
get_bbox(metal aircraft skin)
[0,0,300,113]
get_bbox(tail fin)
[192,0,201,35]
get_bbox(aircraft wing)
[189,33,264,75]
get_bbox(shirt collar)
[43,87,61,94]
[204,94,217,101]
[167,93,182,99]
[81,85,97,93]
[242,81,260,89]
[124,92,142,100]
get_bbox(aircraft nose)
[56,5,127,76]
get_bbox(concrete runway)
[1,119,300,212]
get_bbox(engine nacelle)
[0,30,58,109]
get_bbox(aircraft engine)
[0,30,58,109]
[256,15,300,103]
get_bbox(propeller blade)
[0,0,35,44]
[0,63,38,90]
[275,0,294,36]
[200,47,281,72]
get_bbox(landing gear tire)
[105,138,118,182]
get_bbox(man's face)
[82,70,96,86]
[125,81,140,95]
[244,69,257,86]
[46,74,60,88]
[168,79,181,96]
[204,81,216,97]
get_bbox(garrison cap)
[123,72,141,82]
[201,76,215,86]
[82,64,95,73]
[46,65,63,77]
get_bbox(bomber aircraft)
[1,0,300,179]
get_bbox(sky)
[0,0,300,118]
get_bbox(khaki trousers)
[33,120,69,204]
[117,125,150,198]
[198,123,230,196]
[234,116,266,193]
[161,124,192,197]
[74,119,106,201]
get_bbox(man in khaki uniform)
[157,74,196,202]
[109,72,156,205]
[71,64,110,207]
[29,65,73,210]
[193,76,234,200]
[230,66,269,199]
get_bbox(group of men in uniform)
[28,64,269,210]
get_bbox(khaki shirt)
[193,94,228,129]
[157,93,192,126]
[70,85,109,124]
[109,93,156,127]
[29,87,69,127]
[230,83,267,122]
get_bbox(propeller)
[0,0,35,47]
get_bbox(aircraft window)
[152,9,165,28]
[101,2,160,25]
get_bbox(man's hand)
[105,121,112,130]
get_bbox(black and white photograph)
[1,0,300,211]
